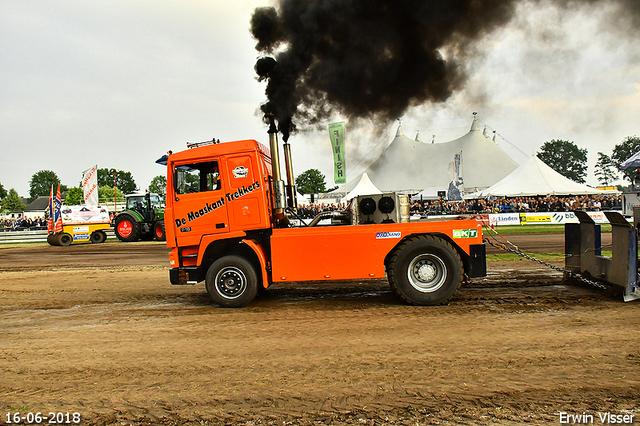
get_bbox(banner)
[328,122,346,184]
[82,165,98,206]
[47,185,54,233]
[54,184,63,232]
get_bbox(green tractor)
[113,192,166,242]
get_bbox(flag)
[54,184,63,232]
[82,165,98,206]
[47,185,54,233]
[328,122,346,184]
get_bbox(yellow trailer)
[48,222,111,246]
[47,205,112,246]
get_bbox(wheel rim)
[117,220,133,238]
[155,225,163,238]
[215,266,247,299]
[407,253,447,293]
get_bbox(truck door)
[171,159,229,246]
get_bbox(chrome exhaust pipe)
[268,118,286,219]
[283,141,297,209]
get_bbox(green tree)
[64,187,84,205]
[97,168,138,195]
[149,175,167,196]
[1,188,26,211]
[536,140,588,184]
[29,170,67,201]
[0,182,7,200]
[594,152,618,186]
[295,169,334,203]
[611,136,640,187]
[98,185,124,205]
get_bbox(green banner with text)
[328,122,346,184]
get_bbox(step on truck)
[164,121,486,307]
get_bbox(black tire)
[205,255,258,307]
[387,235,463,306]
[90,230,107,244]
[114,214,140,242]
[47,233,57,246]
[59,233,73,246]
[153,220,166,241]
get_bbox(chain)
[482,227,609,291]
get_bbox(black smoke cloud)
[251,0,640,141]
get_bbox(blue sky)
[1,0,639,197]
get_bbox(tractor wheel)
[47,233,57,246]
[114,214,140,242]
[205,255,258,308]
[59,233,73,247]
[153,220,166,241]
[387,235,463,306]
[90,230,107,244]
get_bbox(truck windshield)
[175,161,221,194]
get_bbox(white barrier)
[492,211,613,226]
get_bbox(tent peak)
[415,130,422,142]
[395,122,404,137]
[470,112,480,132]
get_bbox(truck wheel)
[205,256,258,308]
[59,233,73,247]
[90,230,107,244]
[153,220,166,241]
[387,235,463,306]
[114,215,140,242]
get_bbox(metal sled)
[565,210,639,302]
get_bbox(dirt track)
[1,233,638,426]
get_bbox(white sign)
[82,165,98,206]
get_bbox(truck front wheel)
[205,256,258,308]
[387,235,463,306]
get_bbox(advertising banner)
[61,205,110,224]
[82,165,98,206]
[328,122,346,184]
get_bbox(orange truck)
[164,122,486,307]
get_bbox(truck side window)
[175,161,221,195]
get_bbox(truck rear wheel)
[114,214,140,242]
[205,255,258,308]
[387,235,463,306]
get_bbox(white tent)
[479,155,606,197]
[348,115,519,193]
[345,172,383,200]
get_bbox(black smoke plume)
[251,0,640,141]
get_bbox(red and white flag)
[47,185,54,233]
[82,165,98,206]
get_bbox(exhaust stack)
[268,117,287,219]
[283,141,297,209]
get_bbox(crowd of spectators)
[0,216,48,231]
[296,203,348,219]
[293,194,623,219]
[410,194,622,216]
